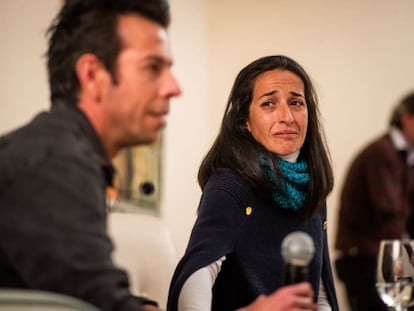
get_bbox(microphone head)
[281,231,315,267]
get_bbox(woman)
[167,55,338,311]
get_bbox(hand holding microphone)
[281,231,315,285]
[236,283,316,311]
[236,231,317,311]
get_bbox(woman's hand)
[236,282,317,311]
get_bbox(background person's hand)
[236,282,317,311]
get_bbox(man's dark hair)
[390,91,414,129]
[198,55,334,219]
[47,0,170,106]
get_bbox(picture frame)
[109,138,162,215]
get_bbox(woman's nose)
[278,103,294,124]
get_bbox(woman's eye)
[261,101,273,107]
[290,100,304,106]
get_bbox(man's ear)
[75,53,110,103]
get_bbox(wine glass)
[376,239,414,311]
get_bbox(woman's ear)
[246,120,251,133]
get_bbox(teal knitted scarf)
[259,154,309,211]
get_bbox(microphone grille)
[281,231,315,266]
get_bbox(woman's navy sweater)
[168,169,339,311]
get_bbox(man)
[0,1,179,310]
[0,0,317,310]
[335,91,414,310]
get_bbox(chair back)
[0,289,101,311]
[108,212,178,309]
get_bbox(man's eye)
[148,63,161,74]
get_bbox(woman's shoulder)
[203,168,254,202]
[205,168,250,189]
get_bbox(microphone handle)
[283,263,309,285]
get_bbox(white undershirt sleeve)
[178,259,332,311]
[318,279,332,311]
[177,256,226,311]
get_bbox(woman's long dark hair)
[198,55,334,219]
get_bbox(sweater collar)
[390,127,414,166]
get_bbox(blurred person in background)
[335,91,414,311]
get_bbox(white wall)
[2,1,414,310]
[0,1,59,134]
[163,0,210,256]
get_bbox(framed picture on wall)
[109,138,162,215]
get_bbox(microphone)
[281,231,315,285]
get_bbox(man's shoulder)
[0,112,96,171]
[352,133,394,162]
